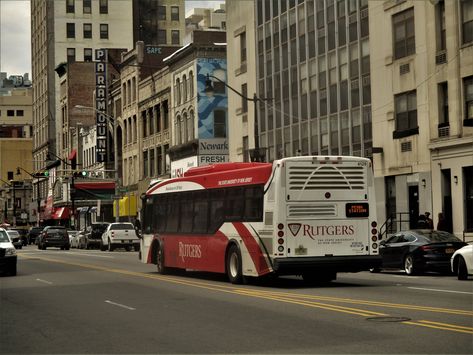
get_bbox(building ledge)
[428,135,473,151]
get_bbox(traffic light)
[73,171,88,178]
[70,155,77,170]
[34,171,49,178]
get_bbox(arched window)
[189,71,194,98]
[182,74,187,102]
[176,78,181,104]
[182,112,188,143]
[187,111,194,141]
[175,115,181,144]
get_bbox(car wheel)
[65,245,70,251]
[404,255,418,275]
[226,244,244,284]
[457,256,468,280]
[369,267,381,273]
[125,245,132,252]
[9,264,17,276]
[108,239,114,252]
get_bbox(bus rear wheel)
[226,244,244,284]
[156,243,168,274]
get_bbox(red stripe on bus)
[232,222,271,276]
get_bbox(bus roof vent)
[288,165,365,191]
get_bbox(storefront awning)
[51,207,70,220]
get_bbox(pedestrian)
[417,214,428,229]
[437,212,447,231]
[424,212,433,229]
[134,217,141,231]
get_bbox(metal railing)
[378,212,411,240]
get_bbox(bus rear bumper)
[272,255,382,275]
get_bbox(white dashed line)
[105,300,136,310]
[408,287,472,295]
[36,278,53,285]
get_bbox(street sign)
[118,187,128,193]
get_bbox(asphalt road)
[1,246,472,354]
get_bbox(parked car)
[85,222,110,249]
[67,230,81,245]
[0,228,17,276]
[451,244,473,280]
[10,228,28,246]
[71,231,87,249]
[28,226,43,245]
[6,230,22,249]
[37,226,70,250]
[373,230,467,275]
[101,222,139,252]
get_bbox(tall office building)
[228,0,371,163]
[30,0,185,217]
[370,0,473,236]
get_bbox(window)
[158,6,166,20]
[83,23,92,39]
[464,76,473,125]
[83,0,91,14]
[438,82,448,126]
[7,110,14,116]
[393,8,415,59]
[461,0,473,44]
[67,48,75,62]
[84,48,93,62]
[99,0,108,14]
[171,6,179,21]
[100,24,108,39]
[214,110,226,138]
[394,90,418,138]
[436,0,446,51]
[66,23,75,38]
[16,110,24,116]
[171,30,179,45]
[241,83,248,113]
[240,32,247,64]
[66,0,74,13]
[157,29,166,44]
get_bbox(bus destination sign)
[346,203,369,218]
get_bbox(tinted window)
[0,230,10,242]
[110,224,134,230]
[421,231,462,243]
[46,229,66,235]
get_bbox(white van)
[0,228,17,276]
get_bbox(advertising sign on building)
[95,49,108,163]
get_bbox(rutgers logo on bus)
[288,223,302,237]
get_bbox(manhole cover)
[366,316,411,323]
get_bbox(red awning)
[68,149,77,160]
[51,207,70,220]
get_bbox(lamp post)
[74,105,119,222]
[16,167,43,227]
[203,74,271,162]
[0,179,14,225]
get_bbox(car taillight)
[420,245,433,251]
[111,231,115,238]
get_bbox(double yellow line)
[20,254,473,334]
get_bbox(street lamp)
[0,179,14,225]
[74,104,119,222]
[16,167,43,227]
[204,74,271,162]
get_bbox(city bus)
[139,156,381,284]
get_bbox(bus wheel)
[156,243,167,274]
[226,244,243,284]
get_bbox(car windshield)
[47,229,66,234]
[68,231,80,235]
[7,231,20,237]
[110,223,133,230]
[0,230,10,242]
[418,231,462,243]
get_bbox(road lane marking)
[105,300,136,310]
[36,278,53,285]
[65,251,114,259]
[404,320,473,335]
[20,254,473,332]
[408,287,473,295]
[392,275,419,279]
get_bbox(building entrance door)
[408,185,419,229]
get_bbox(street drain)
[366,316,411,323]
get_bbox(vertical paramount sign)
[95,49,108,163]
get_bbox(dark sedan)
[373,230,467,275]
[37,226,70,250]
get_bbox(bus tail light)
[278,230,284,237]
[278,223,284,230]
[371,221,378,228]
[278,238,284,245]
[278,246,284,252]
[372,243,378,249]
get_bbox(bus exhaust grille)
[288,166,365,190]
[288,205,336,218]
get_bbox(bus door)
[283,158,372,257]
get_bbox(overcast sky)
[0,0,225,76]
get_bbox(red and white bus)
[139,156,381,284]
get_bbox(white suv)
[0,228,17,276]
[100,222,140,252]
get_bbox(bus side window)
[209,189,225,233]
[179,192,193,234]
[166,195,180,233]
[244,185,264,221]
[156,195,167,233]
[225,187,244,221]
[193,190,209,234]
